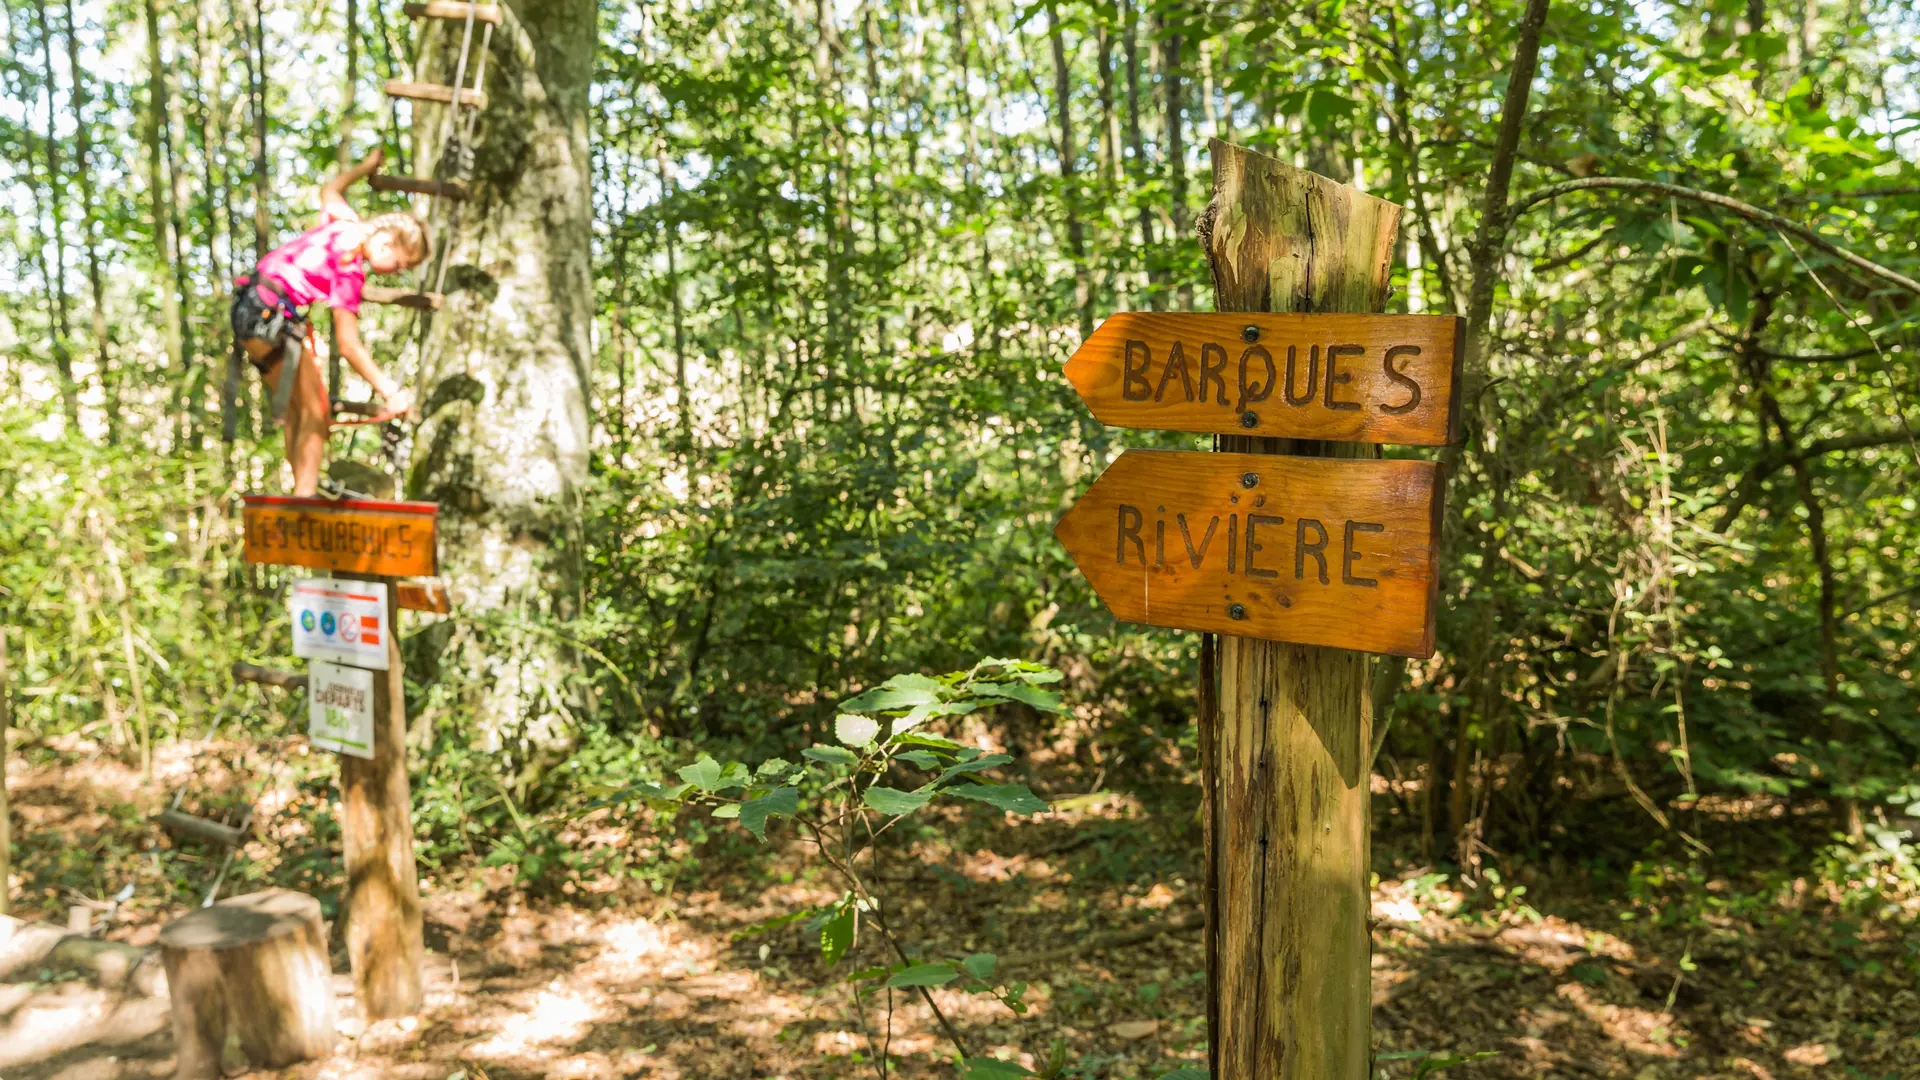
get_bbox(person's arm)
[317,147,385,225]
[334,308,416,417]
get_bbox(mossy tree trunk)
[407,1,595,759]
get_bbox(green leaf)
[935,752,1013,786]
[944,782,1049,815]
[755,757,794,777]
[971,681,1066,713]
[897,750,942,769]
[710,803,741,819]
[886,962,959,988]
[842,672,944,713]
[896,731,967,751]
[961,952,997,981]
[835,713,881,747]
[963,1058,1036,1078]
[678,757,724,791]
[803,745,859,766]
[739,786,799,840]
[819,904,855,966]
[863,785,935,816]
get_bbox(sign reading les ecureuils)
[1064,312,1464,446]
[243,494,439,578]
[1054,450,1443,657]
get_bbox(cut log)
[403,1,502,24]
[159,890,337,1079]
[155,809,250,849]
[361,285,445,311]
[383,79,487,110]
[1,917,167,995]
[232,661,306,691]
[368,174,470,200]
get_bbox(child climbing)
[230,147,432,497]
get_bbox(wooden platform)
[362,285,445,311]
[368,174,470,200]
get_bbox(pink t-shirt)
[255,219,368,315]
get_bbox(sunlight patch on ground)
[1553,982,1684,1058]
[467,984,609,1057]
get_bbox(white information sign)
[308,661,375,760]
[290,578,390,670]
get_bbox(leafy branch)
[599,659,1067,1077]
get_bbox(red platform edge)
[243,493,440,516]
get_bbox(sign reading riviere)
[1055,450,1443,657]
[243,495,439,578]
[1064,312,1464,446]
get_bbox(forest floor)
[2,735,1916,1080]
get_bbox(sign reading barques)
[243,494,438,578]
[290,578,391,670]
[1055,450,1443,657]
[1064,312,1464,446]
[308,660,376,760]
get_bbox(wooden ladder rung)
[362,285,445,312]
[403,1,502,24]
[368,175,470,200]
[383,80,487,110]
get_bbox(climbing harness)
[229,272,317,421]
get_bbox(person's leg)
[284,341,331,496]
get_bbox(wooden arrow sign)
[1063,312,1463,445]
[1055,450,1443,657]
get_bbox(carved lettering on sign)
[243,495,439,578]
[1064,312,1464,445]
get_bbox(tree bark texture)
[1196,138,1399,1080]
[158,889,337,1078]
[337,574,424,1017]
[409,0,595,747]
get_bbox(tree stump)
[158,889,338,1079]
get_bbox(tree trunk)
[1197,139,1397,1080]
[64,0,109,438]
[33,0,78,423]
[1,629,11,917]
[1160,6,1189,307]
[410,0,595,747]
[1049,14,1092,339]
[1120,0,1157,306]
[143,0,186,385]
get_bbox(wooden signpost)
[241,494,430,1019]
[1056,141,1455,1078]
[242,495,439,578]
[1054,450,1443,658]
[1063,312,1463,446]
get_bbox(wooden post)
[0,627,11,918]
[336,573,424,1017]
[1195,139,1401,1078]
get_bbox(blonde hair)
[367,211,434,264]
